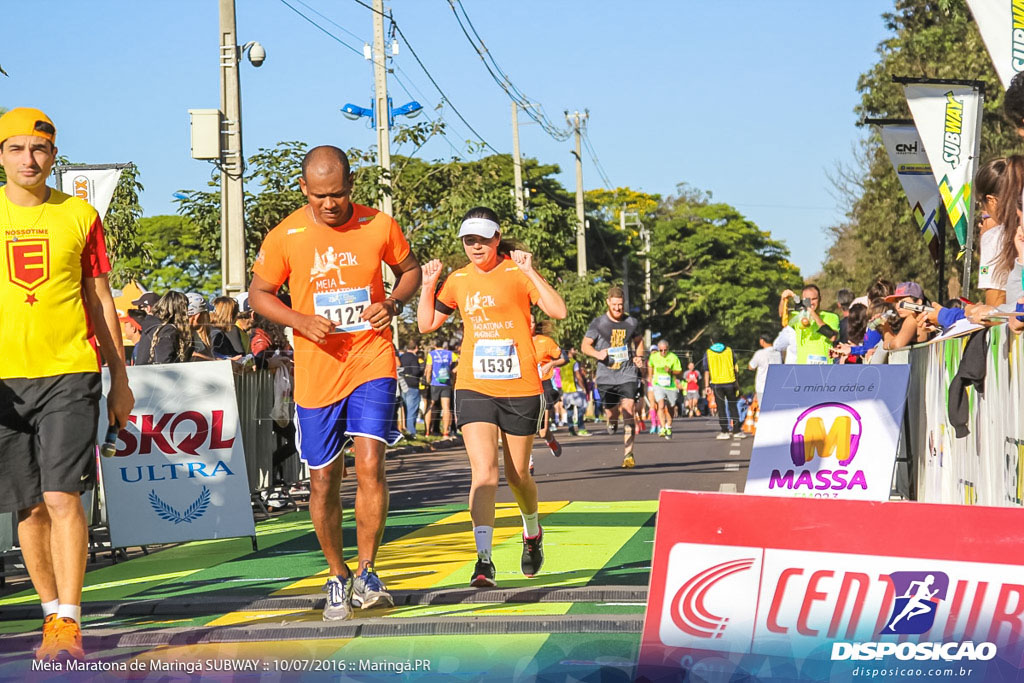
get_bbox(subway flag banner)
[97,361,256,548]
[636,491,1024,683]
[903,83,983,248]
[745,365,910,501]
[965,0,1024,90]
[878,124,942,248]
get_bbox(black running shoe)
[521,527,544,577]
[470,558,497,587]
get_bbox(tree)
[819,0,1017,299]
[648,185,801,356]
[118,215,219,295]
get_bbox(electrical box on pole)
[189,109,222,160]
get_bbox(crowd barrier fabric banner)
[902,83,983,249]
[636,490,1024,683]
[898,326,1024,507]
[56,165,123,219]
[966,0,1024,90]
[746,365,910,501]
[97,361,255,548]
[878,124,942,247]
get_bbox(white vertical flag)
[902,83,984,250]
[965,0,1024,89]
[878,124,942,246]
[56,165,124,219]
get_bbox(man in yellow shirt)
[0,108,134,660]
[702,342,743,440]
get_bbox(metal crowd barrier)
[892,325,1024,506]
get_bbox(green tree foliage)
[649,185,800,355]
[102,164,148,287]
[819,0,1018,299]
[118,215,219,294]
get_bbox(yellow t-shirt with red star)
[0,188,110,379]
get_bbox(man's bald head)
[301,145,351,179]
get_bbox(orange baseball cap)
[0,107,56,145]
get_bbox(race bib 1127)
[314,287,372,333]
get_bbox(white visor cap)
[457,217,501,239]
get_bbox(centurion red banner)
[637,491,1024,683]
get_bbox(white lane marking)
[719,482,738,492]
[723,462,739,471]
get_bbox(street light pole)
[511,102,525,221]
[372,0,392,217]
[219,0,246,296]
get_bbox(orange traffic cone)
[742,406,756,434]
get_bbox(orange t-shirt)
[436,258,543,398]
[532,334,561,381]
[252,203,411,408]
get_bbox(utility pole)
[219,0,246,296]
[567,110,588,277]
[620,207,629,309]
[511,102,525,221]
[621,209,651,349]
[372,0,392,217]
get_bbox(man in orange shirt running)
[0,108,134,661]
[249,146,421,621]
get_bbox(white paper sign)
[57,166,124,219]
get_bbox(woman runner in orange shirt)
[418,207,567,587]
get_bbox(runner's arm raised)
[418,259,450,333]
[512,250,567,319]
[83,274,135,427]
[249,273,333,344]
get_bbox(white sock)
[474,526,493,562]
[41,599,59,617]
[522,511,540,538]
[57,604,81,622]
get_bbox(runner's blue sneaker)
[323,574,353,621]
[352,568,394,609]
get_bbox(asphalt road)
[386,415,753,510]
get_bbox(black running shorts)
[0,373,102,513]
[598,382,637,409]
[429,385,453,402]
[541,379,560,405]
[454,389,544,436]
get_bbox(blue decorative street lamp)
[340,97,422,128]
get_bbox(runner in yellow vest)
[702,342,743,440]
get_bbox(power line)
[277,0,363,56]
[581,128,613,188]
[446,0,571,142]
[289,0,367,44]
[351,0,500,155]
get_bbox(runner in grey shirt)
[581,285,645,469]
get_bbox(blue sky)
[0,1,893,276]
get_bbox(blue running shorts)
[296,377,400,469]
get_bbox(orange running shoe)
[33,614,56,661]
[35,617,84,661]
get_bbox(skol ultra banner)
[56,165,123,219]
[902,83,984,248]
[97,361,255,547]
[745,365,910,501]
[878,124,942,247]
[965,0,1024,90]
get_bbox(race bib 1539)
[473,339,521,380]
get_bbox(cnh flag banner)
[878,124,942,246]
[56,164,124,219]
[902,82,983,249]
[965,0,1024,90]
